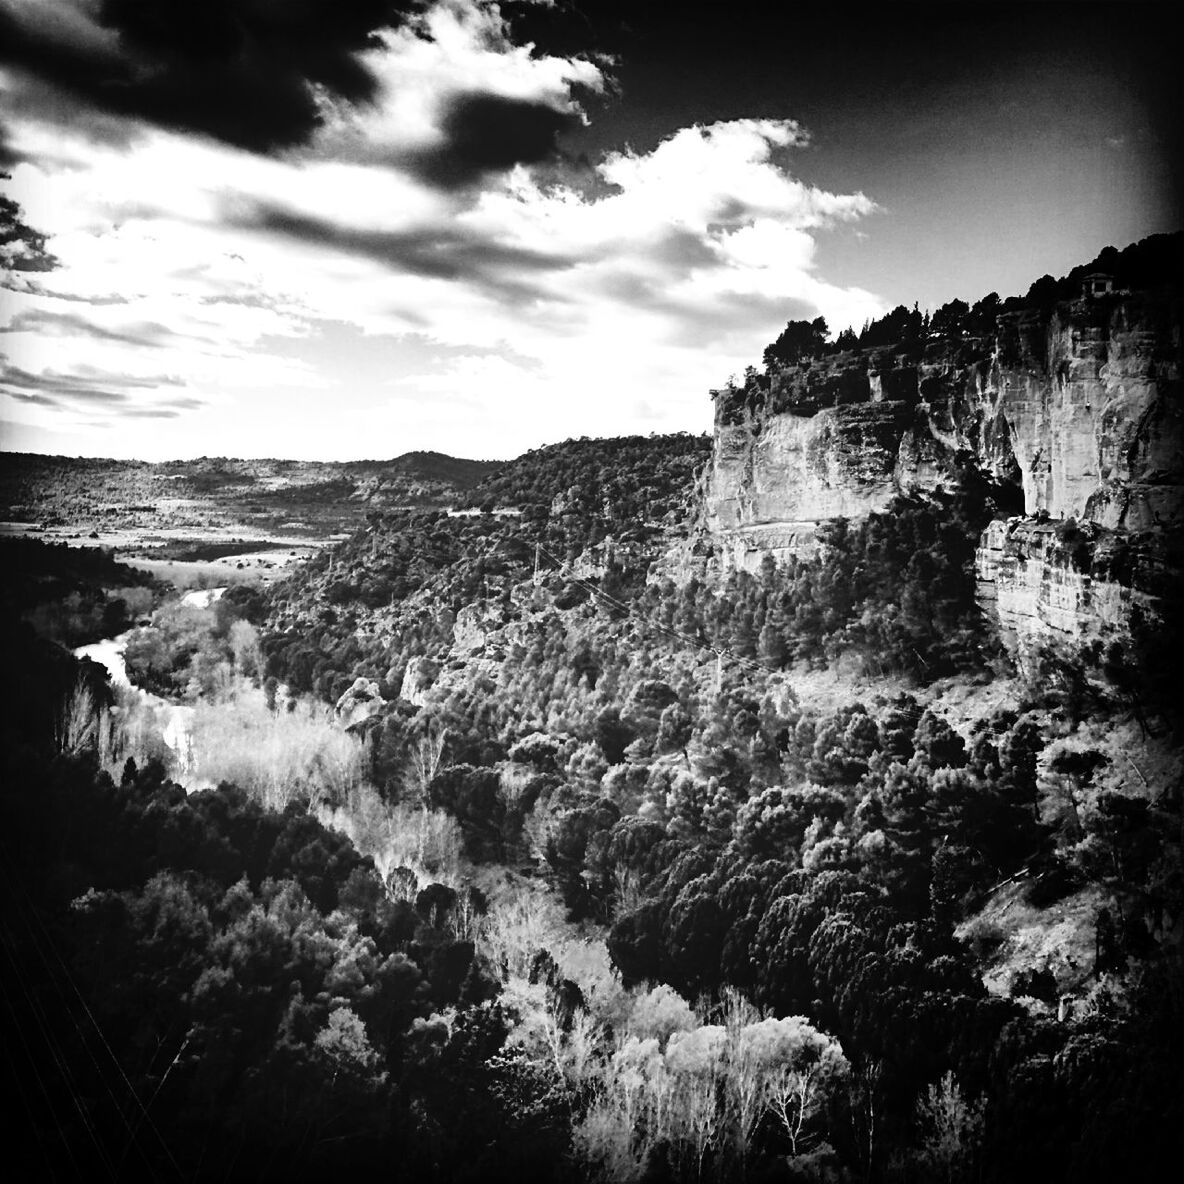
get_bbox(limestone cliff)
[701,282,1183,674]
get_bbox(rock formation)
[334,676,384,730]
[701,277,1183,677]
[399,656,439,707]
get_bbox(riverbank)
[75,627,200,786]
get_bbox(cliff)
[701,281,1183,676]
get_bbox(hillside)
[3,240,1180,1184]
[245,236,1184,1182]
[0,449,504,551]
[700,232,1184,694]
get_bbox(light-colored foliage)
[570,989,850,1180]
[477,882,569,980]
[190,688,366,811]
[913,1071,985,1183]
[626,983,697,1048]
[403,726,448,809]
[228,619,262,679]
[55,679,108,758]
[555,938,631,1029]
[319,789,464,886]
[314,1006,386,1083]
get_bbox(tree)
[912,1071,985,1183]
[404,726,448,811]
[931,298,969,338]
[229,619,261,679]
[763,317,830,368]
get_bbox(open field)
[1,449,502,587]
[0,450,502,545]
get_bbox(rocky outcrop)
[453,604,492,654]
[335,677,384,730]
[399,656,439,707]
[973,517,1168,679]
[702,286,1183,674]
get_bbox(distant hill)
[0,450,505,542]
[341,450,502,487]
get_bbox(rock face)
[399,657,439,707]
[974,518,1166,680]
[702,286,1183,674]
[335,677,384,730]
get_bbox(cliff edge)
[700,246,1183,679]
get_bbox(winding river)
[73,587,229,786]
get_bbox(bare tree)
[766,1063,820,1156]
[851,1057,882,1184]
[403,726,447,863]
[404,726,448,808]
[914,1071,985,1184]
[56,679,109,758]
[721,988,767,1161]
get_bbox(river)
[73,591,228,785]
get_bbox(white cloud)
[1,0,885,460]
[312,0,605,165]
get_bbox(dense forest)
[4,254,1182,1180]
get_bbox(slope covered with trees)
[5,245,1181,1180]
[249,418,1182,1181]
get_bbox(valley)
[2,234,1181,1184]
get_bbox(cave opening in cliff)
[990,450,1026,517]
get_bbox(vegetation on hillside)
[245,428,1183,1182]
[763,231,1184,366]
[3,238,1180,1180]
[0,449,505,543]
[1,537,160,646]
[719,231,1184,427]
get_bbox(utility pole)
[533,540,541,585]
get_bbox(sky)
[0,1,1179,462]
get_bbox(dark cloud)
[406,91,583,189]
[0,0,419,153]
[235,200,580,302]
[8,389,56,406]
[0,278,129,304]
[0,357,185,407]
[3,6,604,189]
[589,266,819,348]
[101,393,205,418]
[1,184,59,271]
[643,228,720,273]
[665,292,820,350]
[0,117,18,169]
[122,405,190,419]
[0,308,172,348]
[199,292,281,311]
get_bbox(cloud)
[305,2,606,185]
[0,357,183,405]
[0,0,419,152]
[0,276,128,304]
[1,3,885,460]
[0,0,604,192]
[121,397,204,419]
[0,307,173,348]
[405,90,582,189]
[234,200,581,301]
